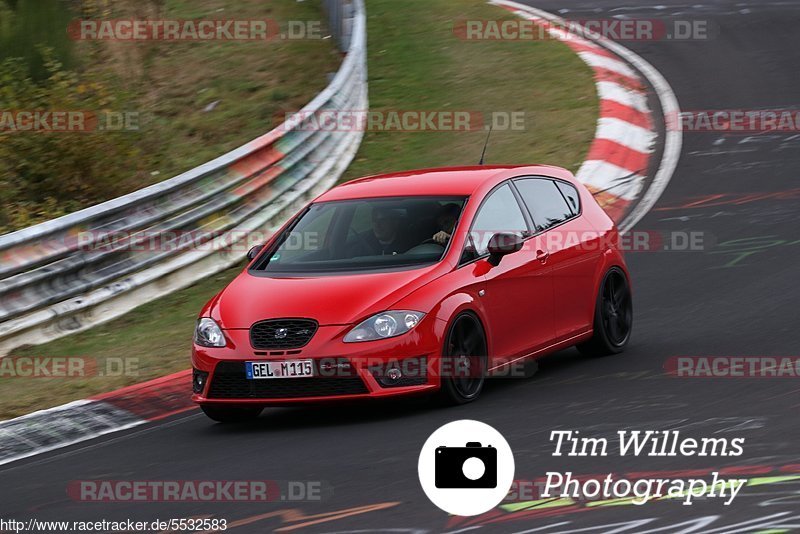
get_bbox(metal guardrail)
[322,0,355,51]
[0,0,368,356]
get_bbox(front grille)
[207,361,369,399]
[250,318,318,350]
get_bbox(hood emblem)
[275,328,289,339]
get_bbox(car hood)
[210,265,446,329]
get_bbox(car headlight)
[343,311,425,343]
[194,318,226,347]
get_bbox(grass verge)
[2,0,598,420]
[342,0,597,180]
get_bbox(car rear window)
[514,178,575,232]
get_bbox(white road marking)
[576,160,646,200]
[0,400,146,467]
[578,51,639,79]
[596,81,650,114]
[596,117,656,153]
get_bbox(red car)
[192,165,632,422]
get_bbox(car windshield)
[252,196,467,274]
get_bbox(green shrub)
[0,51,145,232]
[0,0,75,81]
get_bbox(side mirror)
[247,245,264,262]
[487,233,524,266]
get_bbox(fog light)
[386,367,402,381]
[193,369,209,394]
[372,357,428,388]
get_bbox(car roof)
[315,165,573,202]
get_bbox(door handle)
[536,250,550,263]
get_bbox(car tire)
[578,267,633,357]
[201,405,263,423]
[438,312,488,405]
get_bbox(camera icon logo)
[435,442,497,488]
[418,420,515,516]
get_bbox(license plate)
[246,360,313,379]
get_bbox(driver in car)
[348,207,410,257]
[431,203,462,245]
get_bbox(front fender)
[391,262,490,357]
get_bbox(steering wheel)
[420,238,444,246]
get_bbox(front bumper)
[191,320,445,405]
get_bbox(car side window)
[514,178,574,232]
[556,181,581,215]
[465,183,528,259]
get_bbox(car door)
[514,177,600,341]
[463,182,556,366]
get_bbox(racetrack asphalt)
[3,1,800,532]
